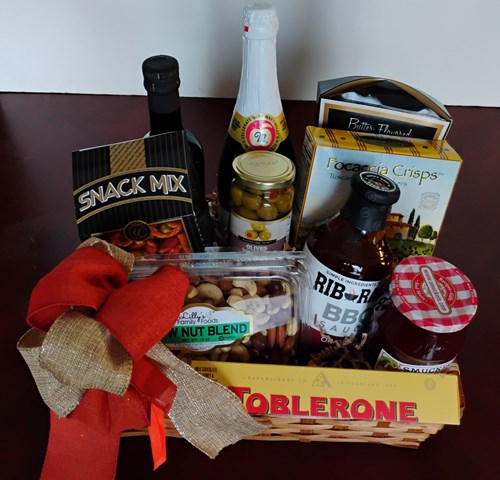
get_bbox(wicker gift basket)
[121,194,467,450]
[123,334,465,449]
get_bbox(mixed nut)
[172,275,299,365]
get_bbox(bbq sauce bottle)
[216,3,295,244]
[300,171,401,359]
[142,54,205,195]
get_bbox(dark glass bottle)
[216,4,295,244]
[300,171,401,359]
[142,54,205,194]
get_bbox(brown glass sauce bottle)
[300,171,400,360]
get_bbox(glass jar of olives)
[229,151,295,251]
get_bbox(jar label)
[374,349,455,373]
[304,244,386,337]
[162,305,252,352]
[229,210,292,251]
[229,111,289,151]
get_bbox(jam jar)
[366,255,478,373]
[229,151,295,251]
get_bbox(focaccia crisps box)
[291,127,462,261]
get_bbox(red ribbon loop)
[24,243,188,479]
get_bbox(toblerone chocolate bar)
[192,361,461,425]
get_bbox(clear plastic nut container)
[131,250,310,365]
[229,151,295,251]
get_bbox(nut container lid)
[232,151,295,190]
[390,255,478,333]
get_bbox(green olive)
[230,184,244,206]
[237,206,260,220]
[276,192,293,213]
[242,192,262,211]
[259,230,272,241]
[265,189,280,203]
[244,230,259,240]
[250,222,266,232]
[257,203,278,220]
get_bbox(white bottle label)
[229,210,291,251]
[375,349,455,373]
[304,243,386,337]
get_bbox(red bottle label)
[229,111,288,151]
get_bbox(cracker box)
[291,127,462,261]
[317,76,452,140]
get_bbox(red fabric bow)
[26,245,189,479]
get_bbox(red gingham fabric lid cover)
[390,255,478,333]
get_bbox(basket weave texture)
[122,415,445,449]
[123,336,464,449]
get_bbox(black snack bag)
[72,131,213,254]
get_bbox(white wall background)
[1,0,499,106]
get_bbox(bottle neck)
[340,194,391,233]
[234,33,283,117]
[147,90,183,136]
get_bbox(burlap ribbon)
[17,238,269,479]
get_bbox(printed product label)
[229,111,289,151]
[375,349,455,373]
[162,305,251,352]
[304,243,385,337]
[192,360,462,425]
[229,210,292,251]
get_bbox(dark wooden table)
[1,93,499,479]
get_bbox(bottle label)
[304,243,386,337]
[374,349,455,373]
[228,111,289,151]
[162,305,252,352]
[229,210,291,251]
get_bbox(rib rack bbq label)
[72,131,212,253]
[304,243,385,337]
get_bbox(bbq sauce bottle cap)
[340,171,401,232]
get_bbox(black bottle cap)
[142,55,180,94]
[340,171,401,232]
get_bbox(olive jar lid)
[390,255,478,333]
[232,151,295,190]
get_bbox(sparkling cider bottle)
[216,3,295,243]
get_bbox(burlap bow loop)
[17,238,269,480]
